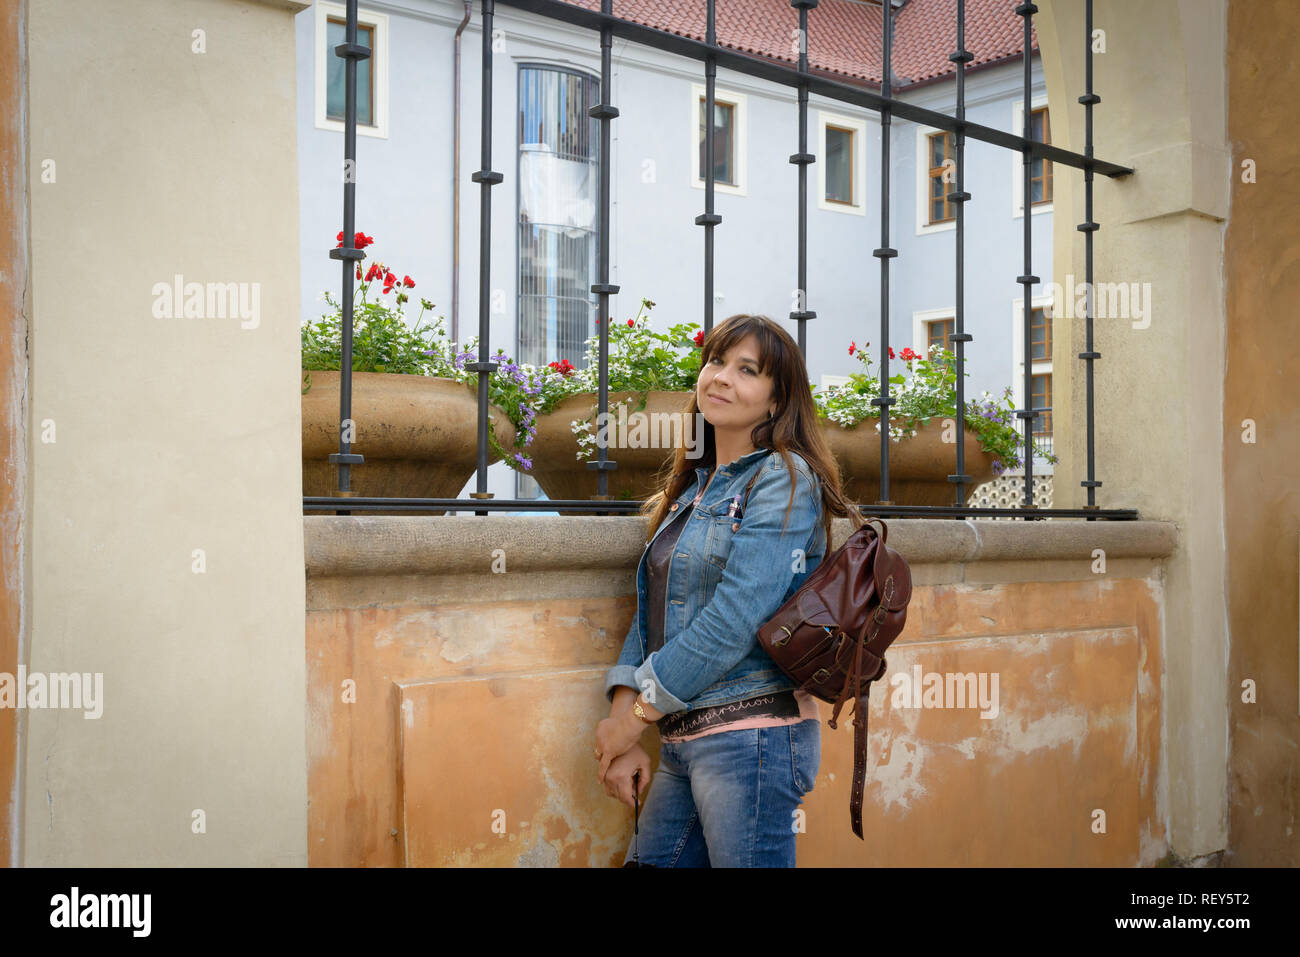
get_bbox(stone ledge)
[1112,139,1230,225]
[304,516,1179,578]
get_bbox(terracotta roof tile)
[560,0,1038,88]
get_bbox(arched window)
[516,65,600,370]
[516,65,601,499]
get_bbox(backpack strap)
[741,452,893,841]
[850,685,872,839]
[735,453,768,517]
[740,465,762,512]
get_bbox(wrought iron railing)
[306,0,1136,522]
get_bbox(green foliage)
[812,343,1058,477]
[302,242,607,472]
[301,292,457,377]
[552,299,706,461]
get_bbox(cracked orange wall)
[306,572,1164,867]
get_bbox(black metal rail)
[317,0,1133,522]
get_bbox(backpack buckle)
[773,625,794,647]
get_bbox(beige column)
[20,0,310,865]
[1037,0,1230,860]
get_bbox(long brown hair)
[640,313,865,549]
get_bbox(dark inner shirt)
[646,502,694,656]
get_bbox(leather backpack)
[739,467,913,840]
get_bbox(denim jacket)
[603,446,827,714]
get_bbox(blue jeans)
[622,719,821,867]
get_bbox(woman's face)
[697,332,777,434]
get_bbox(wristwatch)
[632,697,657,724]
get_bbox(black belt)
[657,690,801,738]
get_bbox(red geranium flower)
[402,276,415,288]
[334,230,374,249]
[356,265,362,280]
[365,263,382,282]
[693,330,705,347]
[627,319,635,327]
[848,340,855,356]
[889,346,896,360]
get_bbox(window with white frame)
[817,109,867,215]
[915,125,957,235]
[1010,295,1055,469]
[1011,96,1051,217]
[315,2,389,139]
[691,83,746,195]
[911,308,958,367]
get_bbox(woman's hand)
[595,707,647,783]
[602,743,653,809]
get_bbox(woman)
[594,313,865,867]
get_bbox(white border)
[911,307,956,356]
[1011,95,1051,218]
[915,124,956,235]
[315,1,390,139]
[817,109,866,216]
[690,82,747,196]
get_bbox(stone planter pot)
[819,416,998,507]
[527,391,695,511]
[302,371,513,515]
